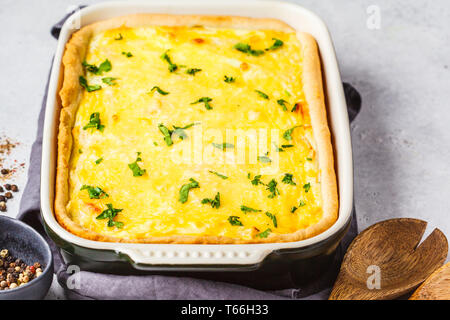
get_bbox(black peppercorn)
[0,195,5,202]
[11,185,18,192]
[4,184,11,191]
[4,192,12,199]
[1,169,9,175]
[0,186,3,192]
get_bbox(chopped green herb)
[277,99,288,111]
[96,203,124,228]
[209,171,228,179]
[257,156,272,163]
[212,142,234,150]
[128,152,146,177]
[233,42,264,56]
[95,157,103,165]
[248,174,264,186]
[161,51,177,72]
[285,90,292,97]
[306,157,313,161]
[172,123,199,140]
[299,200,306,207]
[102,77,118,86]
[282,145,294,148]
[83,112,104,132]
[151,86,169,95]
[191,97,213,110]
[228,216,243,226]
[82,59,111,75]
[291,206,298,213]
[179,178,200,203]
[224,75,236,83]
[266,38,284,51]
[266,179,280,198]
[255,90,269,100]
[122,51,133,57]
[78,149,83,154]
[291,103,300,112]
[240,205,261,213]
[80,185,109,199]
[303,183,311,193]
[282,173,296,185]
[158,124,173,146]
[201,192,220,209]
[186,68,202,75]
[256,228,272,238]
[265,212,278,228]
[283,126,301,141]
[114,33,123,40]
[79,76,101,92]
[153,142,158,146]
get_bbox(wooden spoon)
[409,262,450,300]
[329,218,448,300]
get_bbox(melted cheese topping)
[67,26,323,241]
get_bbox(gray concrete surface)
[0,0,448,299]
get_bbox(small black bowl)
[0,216,53,300]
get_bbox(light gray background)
[0,0,448,299]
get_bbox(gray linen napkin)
[18,7,361,300]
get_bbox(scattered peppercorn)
[0,195,5,202]
[4,184,11,191]
[10,185,18,192]
[0,202,6,212]
[1,169,9,175]
[4,192,12,199]
[0,249,44,291]
[0,186,3,192]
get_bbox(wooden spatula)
[329,218,448,300]
[409,262,450,300]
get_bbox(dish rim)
[40,0,353,266]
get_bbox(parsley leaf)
[282,145,294,148]
[277,99,289,111]
[83,112,104,132]
[248,173,264,186]
[303,183,311,193]
[228,216,243,226]
[233,42,264,56]
[291,206,298,213]
[161,51,177,72]
[151,86,169,95]
[257,156,272,163]
[122,51,133,57]
[256,228,272,238]
[282,173,296,185]
[96,203,124,228]
[255,90,269,100]
[95,157,103,165]
[82,59,111,75]
[158,124,173,146]
[191,97,213,110]
[102,77,118,86]
[80,185,109,199]
[201,192,220,209]
[172,123,199,140]
[114,33,123,40]
[306,157,313,161]
[266,179,280,198]
[209,171,228,179]
[299,200,306,207]
[79,76,101,92]
[224,75,236,83]
[291,103,300,112]
[212,142,234,150]
[265,211,278,228]
[240,205,261,213]
[266,38,284,51]
[282,126,301,141]
[128,152,146,177]
[186,68,202,75]
[179,178,200,203]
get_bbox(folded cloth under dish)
[18,7,361,300]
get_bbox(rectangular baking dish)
[41,0,353,274]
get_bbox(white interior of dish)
[41,0,353,265]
